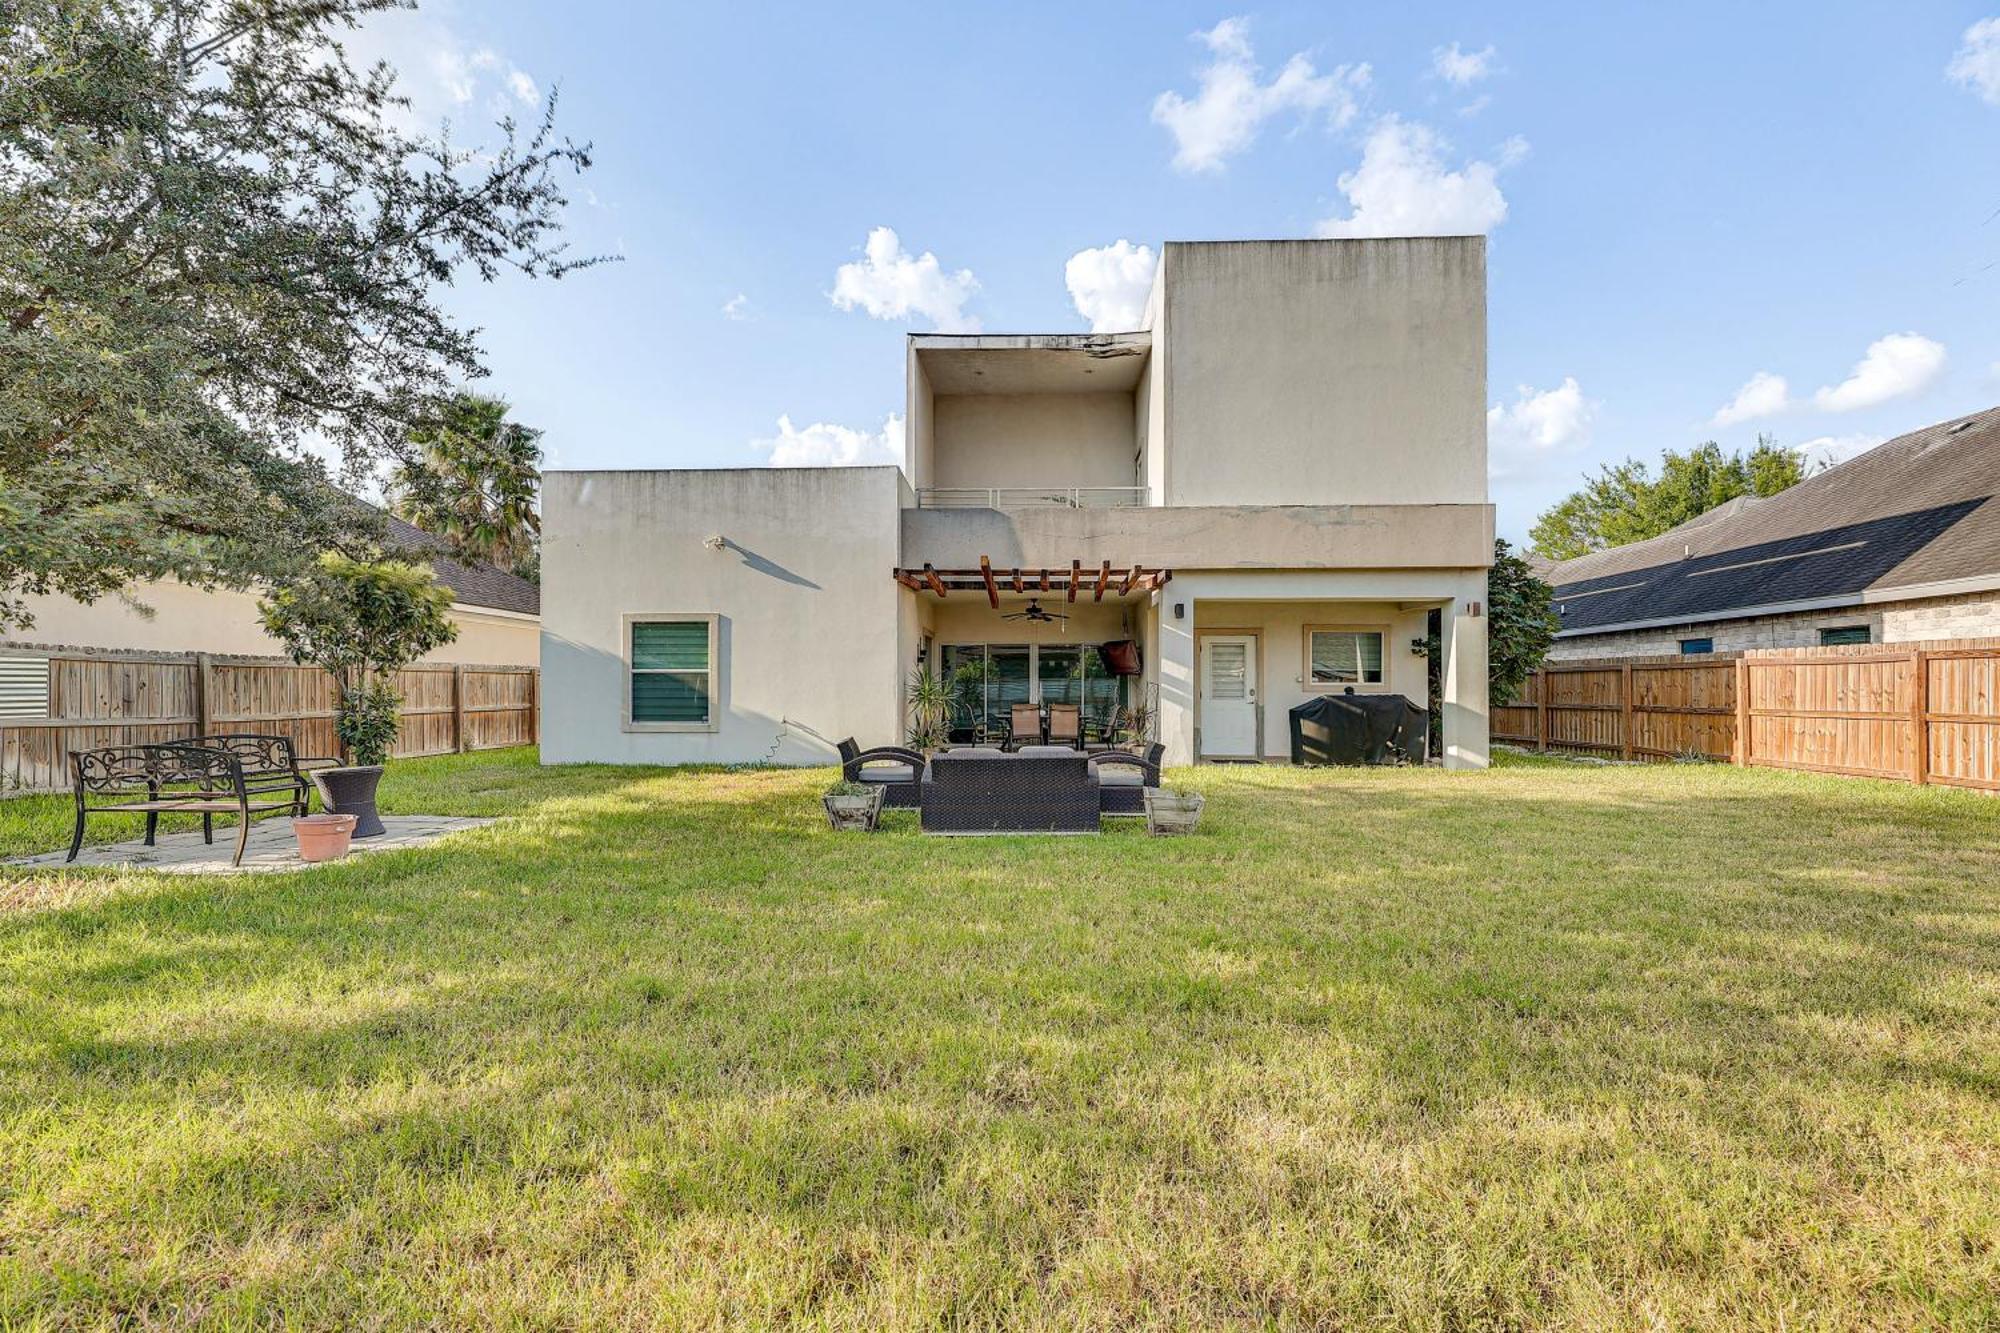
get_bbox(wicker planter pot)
[313,765,387,838]
[292,813,359,862]
[823,787,885,831]
[1142,790,1205,836]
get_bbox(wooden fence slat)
[1500,637,2000,790]
[0,645,537,794]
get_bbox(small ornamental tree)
[259,555,458,767]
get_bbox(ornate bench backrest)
[146,743,246,793]
[72,746,160,795]
[183,733,298,775]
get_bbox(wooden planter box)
[822,787,885,831]
[1142,790,1204,836]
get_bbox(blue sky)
[360,2,2000,542]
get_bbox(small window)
[0,654,50,719]
[1819,625,1871,647]
[1679,637,1714,655]
[1306,629,1385,686]
[625,616,718,731]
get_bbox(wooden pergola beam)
[1119,565,1140,596]
[922,564,948,598]
[1039,567,1050,593]
[1068,559,1080,604]
[1010,567,1023,594]
[979,555,1000,610]
[1094,559,1111,602]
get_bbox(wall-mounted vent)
[0,654,50,719]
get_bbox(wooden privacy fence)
[1494,637,2000,792]
[0,645,537,795]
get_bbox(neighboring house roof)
[384,514,540,617]
[1546,406,2000,635]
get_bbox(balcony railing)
[916,486,1147,510]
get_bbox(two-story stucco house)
[540,237,1495,769]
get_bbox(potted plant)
[260,553,457,838]
[906,667,953,753]
[292,812,360,862]
[823,779,884,831]
[1142,787,1204,836]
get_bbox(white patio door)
[1199,634,1258,758]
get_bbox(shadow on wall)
[539,629,844,767]
[715,538,820,590]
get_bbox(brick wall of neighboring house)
[1547,590,2000,660]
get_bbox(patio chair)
[1008,702,1044,750]
[835,738,926,809]
[1088,742,1165,816]
[1045,703,1082,749]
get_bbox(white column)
[1440,595,1490,770]
[1158,595,1197,765]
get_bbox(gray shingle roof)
[1546,406,2000,634]
[384,514,540,617]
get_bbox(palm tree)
[392,393,542,573]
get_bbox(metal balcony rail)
[916,486,1147,510]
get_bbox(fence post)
[452,664,467,754]
[1911,647,1928,785]
[1535,670,1549,752]
[528,668,539,748]
[193,652,212,735]
[1734,657,1750,767]
[1619,661,1634,760]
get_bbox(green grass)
[3,747,1998,1329]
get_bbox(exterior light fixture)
[1173,602,1185,620]
[1411,638,1428,656]
[703,535,726,551]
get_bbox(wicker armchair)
[835,738,927,809]
[1087,742,1165,816]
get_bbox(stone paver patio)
[7,816,496,875]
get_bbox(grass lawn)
[2,747,1998,1328]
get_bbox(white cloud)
[1151,17,1370,173]
[1487,377,1595,476]
[754,413,906,469]
[1948,18,2000,105]
[1064,240,1158,332]
[1710,371,1791,426]
[1317,116,1519,238]
[720,293,755,322]
[1432,43,1497,87]
[829,227,980,333]
[339,7,543,130]
[1812,333,1946,412]
[1797,432,1888,470]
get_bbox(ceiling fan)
[1001,599,1067,624]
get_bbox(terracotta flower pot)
[293,813,359,862]
[312,765,386,838]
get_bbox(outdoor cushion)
[1018,745,1077,757]
[1096,767,1144,788]
[855,763,915,782]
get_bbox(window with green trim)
[1818,625,1871,646]
[627,617,716,729]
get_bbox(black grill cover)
[1289,692,1429,766]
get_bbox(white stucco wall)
[1158,238,1487,508]
[12,581,539,666]
[539,467,906,766]
[929,392,1137,490]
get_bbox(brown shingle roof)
[1546,406,2000,634]
[384,514,539,617]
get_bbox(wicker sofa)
[920,747,1099,834]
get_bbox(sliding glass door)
[938,643,1127,742]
